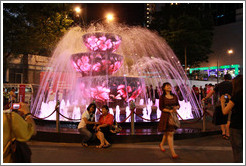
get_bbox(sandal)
[96,144,104,148]
[171,154,179,159]
[222,134,229,140]
[81,143,88,147]
[159,144,166,152]
[103,144,111,148]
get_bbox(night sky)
[84,3,145,26]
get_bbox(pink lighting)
[77,76,143,107]
[71,52,123,76]
[83,33,121,52]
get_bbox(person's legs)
[226,121,230,137]
[78,128,92,145]
[226,111,232,137]
[221,124,226,135]
[96,131,105,148]
[230,128,243,163]
[159,132,167,151]
[167,132,178,157]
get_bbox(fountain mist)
[31,23,201,122]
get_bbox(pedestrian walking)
[158,82,180,159]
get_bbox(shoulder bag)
[168,112,180,128]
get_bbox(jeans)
[230,128,243,163]
[78,128,94,143]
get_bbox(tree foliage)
[151,4,214,67]
[3,3,74,57]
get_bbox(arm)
[173,95,180,111]
[13,102,37,141]
[162,108,173,113]
[220,95,234,115]
[96,114,114,131]
[83,117,97,125]
[202,90,215,101]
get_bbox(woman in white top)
[78,103,99,147]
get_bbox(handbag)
[7,113,32,163]
[168,112,180,128]
[212,105,228,125]
[110,122,122,133]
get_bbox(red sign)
[19,85,26,102]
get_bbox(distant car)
[3,83,39,104]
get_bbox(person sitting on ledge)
[78,103,99,147]
[95,105,114,148]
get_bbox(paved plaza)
[28,134,234,163]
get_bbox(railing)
[22,98,212,134]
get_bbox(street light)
[73,6,85,26]
[106,13,114,22]
[91,13,116,25]
[217,49,234,83]
[74,6,81,17]
[227,49,233,55]
[227,49,234,75]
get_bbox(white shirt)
[77,110,95,129]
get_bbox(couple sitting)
[77,103,114,148]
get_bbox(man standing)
[9,88,17,103]
[203,74,232,140]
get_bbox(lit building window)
[147,21,149,23]
[147,25,149,27]
[147,8,149,10]
[147,12,149,14]
[147,16,149,19]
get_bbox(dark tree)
[151,3,214,67]
[3,3,74,83]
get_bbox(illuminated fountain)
[31,23,201,122]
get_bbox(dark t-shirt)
[214,81,232,96]
[230,92,243,129]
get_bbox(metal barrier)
[25,100,211,134]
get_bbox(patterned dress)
[158,94,180,132]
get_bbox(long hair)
[232,75,243,97]
[162,82,174,96]
[87,103,96,113]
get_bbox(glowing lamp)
[74,7,81,13]
[106,13,114,22]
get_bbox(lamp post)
[227,49,233,75]
[227,49,233,65]
[217,54,219,83]
[74,6,84,26]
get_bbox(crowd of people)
[2,74,243,163]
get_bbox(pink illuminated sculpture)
[83,33,121,52]
[71,32,143,105]
[71,52,123,76]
